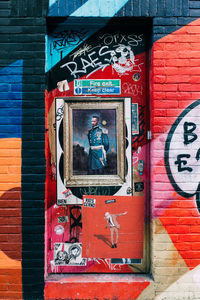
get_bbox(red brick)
[8,234,22,242]
[157,217,179,225]
[165,225,191,234]
[179,84,200,91]
[178,217,200,225]
[0,284,8,291]
[166,75,190,83]
[165,58,190,67]
[0,235,8,242]
[153,117,176,126]
[177,34,200,42]
[191,243,200,250]
[154,100,178,109]
[190,43,200,50]
[166,208,197,217]
[189,58,200,66]
[154,75,166,83]
[153,109,167,117]
[190,76,200,83]
[0,209,21,217]
[178,235,200,242]
[165,91,192,100]
[153,42,165,50]
[154,83,178,92]
[153,66,179,76]
[166,109,183,116]
[0,291,22,299]
[188,259,200,268]
[178,50,200,59]
[6,250,21,260]
[152,92,166,100]
[0,226,21,234]
[152,59,165,67]
[0,217,21,225]
[177,200,197,208]
[0,243,21,251]
[190,226,200,233]
[165,43,181,51]
[178,100,195,108]
[152,125,169,133]
[9,284,22,292]
[154,51,177,59]
[174,242,191,251]
[0,201,21,208]
[186,26,200,34]
[190,92,200,100]
[181,251,200,259]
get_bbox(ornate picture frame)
[64,98,125,187]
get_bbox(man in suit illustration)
[104,211,127,248]
[88,116,109,175]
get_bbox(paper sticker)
[134,182,144,192]
[111,258,142,264]
[54,243,86,266]
[105,199,116,204]
[54,225,64,235]
[58,216,69,223]
[84,198,96,208]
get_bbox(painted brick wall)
[148,18,200,300]
[0,0,47,299]
[1,0,200,299]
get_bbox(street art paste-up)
[82,195,144,259]
[54,243,86,266]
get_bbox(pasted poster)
[82,195,144,259]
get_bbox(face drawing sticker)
[110,44,135,75]
[165,100,200,212]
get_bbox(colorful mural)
[45,1,200,299]
[0,60,23,298]
[2,0,200,299]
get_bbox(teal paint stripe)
[71,0,129,17]
[49,0,57,6]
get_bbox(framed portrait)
[63,98,126,186]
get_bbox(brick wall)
[1,0,200,299]
[0,0,47,298]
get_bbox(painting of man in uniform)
[82,195,144,259]
[72,109,117,175]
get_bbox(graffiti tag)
[61,43,144,78]
[53,29,88,51]
[70,43,92,60]
[122,82,143,96]
[99,33,143,47]
[165,100,200,213]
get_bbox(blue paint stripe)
[71,0,129,17]
[48,0,89,17]
[0,60,23,139]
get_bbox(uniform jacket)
[88,125,109,170]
